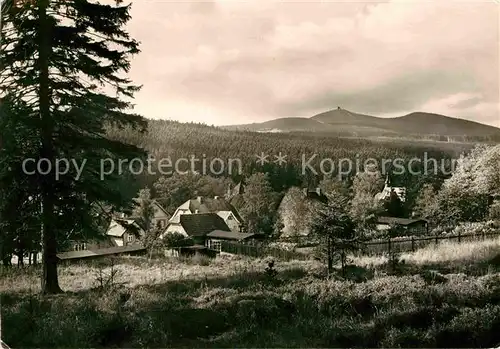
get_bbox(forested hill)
[225,108,500,142]
[107,119,474,192]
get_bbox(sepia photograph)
[0,0,499,347]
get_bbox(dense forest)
[105,119,476,210]
[108,119,474,190]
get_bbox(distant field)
[2,236,500,348]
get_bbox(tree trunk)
[2,253,12,266]
[327,237,333,277]
[38,0,62,294]
[41,195,62,293]
[341,250,346,278]
[17,251,24,267]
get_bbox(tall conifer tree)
[0,0,147,293]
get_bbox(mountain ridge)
[223,108,500,139]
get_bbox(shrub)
[189,253,212,266]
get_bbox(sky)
[125,0,500,127]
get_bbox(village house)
[375,176,407,202]
[167,196,244,233]
[64,217,144,252]
[277,187,328,238]
[375,216,429,235]
[162,213,230,242]
[161,212,255,253]
[57,218,147,262]
[106,218,145,246]
[205,230,256,252]
[117,199,170,229]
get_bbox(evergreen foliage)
[1,0,146,293]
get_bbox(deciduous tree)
[240,173,276,234]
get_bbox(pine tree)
[0,97,41,266]
[1,0,147,293]
[310,194,359,278]
[384,189,404,217]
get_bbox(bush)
[450,221,496,236]
[184,254,212,266]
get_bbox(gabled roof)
[179,213,231,237]
[232,182,244,195]
[106,219,142,237]
[56,244,146,260]
[130,199,169,217]
[377,216,427,226]
[304,189,328,203]
[206,230,255,240]
[180,197,243,222]
[375,185,407,202]
[216,210,236,221]
[228,194,245,210]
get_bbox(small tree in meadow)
[163,232,194,255]
[311,194,359,278]
[133,188,164,259]
[241,173,276,235]
[271,215,285,240]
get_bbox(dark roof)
[136,199,169,215]
[179,213,231,237]
[181,244,208,250]
[128,199,169,220]
[228,194,245,209]
[306,191,328,203]
[377,216,427,226]
[303,187,328,203]
[56,244,146,260]
[188,197,243,222]
[206,230,255,240]
[232,182,245,195]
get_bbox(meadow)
[2,237,500,348]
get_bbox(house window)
[13,0,36,8]
[227,215,233,220]
[210,240,222,252]
[127,234,133,242]
[74,243,86,251]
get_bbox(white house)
[106,218,144,246]
[375,176,407,202]
[128,199,170,229]
[167,196,243,233]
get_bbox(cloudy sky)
[125,0,500,127]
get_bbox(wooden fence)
[222,230,500,260]
[220,241,308,261]
[361,230,500,255]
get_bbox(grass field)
[2,237,500,348]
